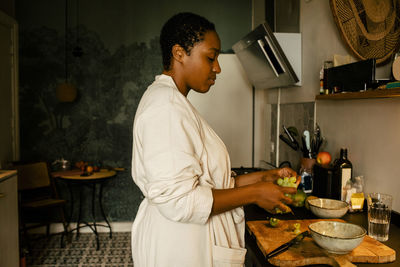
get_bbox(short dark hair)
[160,12,216,70]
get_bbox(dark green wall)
[16,0,251,222]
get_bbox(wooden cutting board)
[247,219,396,266]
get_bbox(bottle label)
[341,168,351,201]
[350,192,364,211]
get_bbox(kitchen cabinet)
[0,170,19,267]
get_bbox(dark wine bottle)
[332,148,353,201]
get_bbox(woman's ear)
[171,44,186,63]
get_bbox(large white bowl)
[308,198,349,219]
[308,221,366,254]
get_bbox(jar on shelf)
[323,60,333,94]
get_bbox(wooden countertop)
[0,170,17,183]
[244,205,400,266]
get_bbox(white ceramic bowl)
[308,198,349,219]
[308,221,366,254]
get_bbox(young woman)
[131,12,299,267]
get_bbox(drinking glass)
[367,193,392,242]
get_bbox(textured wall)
[278,102,314,172]
[270,102,314,172]
[19,25,158,221]
[16,1,251,222]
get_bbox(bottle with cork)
[319,65,324,95]
[332,148,353,201]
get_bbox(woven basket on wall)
[330,0,400,65]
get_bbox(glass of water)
[367,193,393,242]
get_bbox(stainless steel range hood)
[232,22,299,90]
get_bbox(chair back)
[15,162,51,191]
[15,161,68,248]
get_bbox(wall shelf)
[315,88,400,100]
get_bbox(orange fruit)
[86,166,93,173]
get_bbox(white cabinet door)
[0,174,19,267]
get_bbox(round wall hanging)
[330,0,400,65]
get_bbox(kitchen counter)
[244,204,399,266]
[0,170,17,183]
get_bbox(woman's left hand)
[234,167,300,188]
[261,167,301,186]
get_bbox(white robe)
[131,74,246,267]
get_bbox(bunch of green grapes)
[274,176,298,214]
[277,176,297,187]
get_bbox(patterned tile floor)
[24,232,133,267]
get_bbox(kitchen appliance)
[232,22,299,90]
[326,58,376,92]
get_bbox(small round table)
[52,169,116,250]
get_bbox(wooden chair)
[14,162,69,248]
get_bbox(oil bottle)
[332,148,353,201]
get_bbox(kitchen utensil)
[303,130,312,158]
[246,219,395,266]
[301,136,308,158]
[282,125,299,150]
[266,231,310,259]
[315,124,323,154]
[283,125,294,142]
[279,134,298,151]
[311,137,316,158]
[307,198,349,219]
[315,124,321,141]
[308,221,366,254]
[287,126,299,136]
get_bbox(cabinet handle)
[0,193,5,198]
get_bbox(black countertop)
[244,204,399,267]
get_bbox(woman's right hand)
[253,181,296,213]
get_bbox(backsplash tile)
[270,102,314,171]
